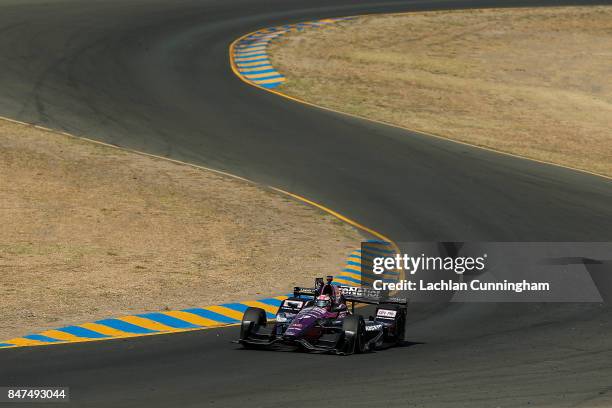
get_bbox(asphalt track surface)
[1,0,612,406]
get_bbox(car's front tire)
[240,307,267,346]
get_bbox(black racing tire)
[240,307,267,343]
[342,315,367,354]
[396,308,406,343]
[377,304,406,344]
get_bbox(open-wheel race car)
[238,276,407,355]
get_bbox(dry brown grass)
[0,119,361,339]
[269,7,612,177]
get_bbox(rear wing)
[293,279,408,308]
[293,277,325,298]
[338,286,408,307]
[293,286,317,298]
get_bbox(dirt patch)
[0,119,362,339]
[269,6,612,177]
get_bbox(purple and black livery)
[238,277,407,355]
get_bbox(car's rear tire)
[377,303,406,344]
[240,307,267,346]
[342,315,366,354]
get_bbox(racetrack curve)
[0,0,611,406]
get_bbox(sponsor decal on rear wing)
[339,286,408,306]
[293,277,325,298]
[376,309,398,318]
[293,286,317,298]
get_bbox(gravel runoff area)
[269,6,612,178]
[0,119,362,339]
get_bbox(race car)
[238,276,407,355]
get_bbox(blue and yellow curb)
[231,17,354,89]
[0,241,395,349]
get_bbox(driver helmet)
[315,294,332,310]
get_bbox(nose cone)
[283,308,324,338]
[284,318,307,338]
[283,328,299,339]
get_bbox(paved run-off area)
[268,6,612,178]
[0,118,362,340]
